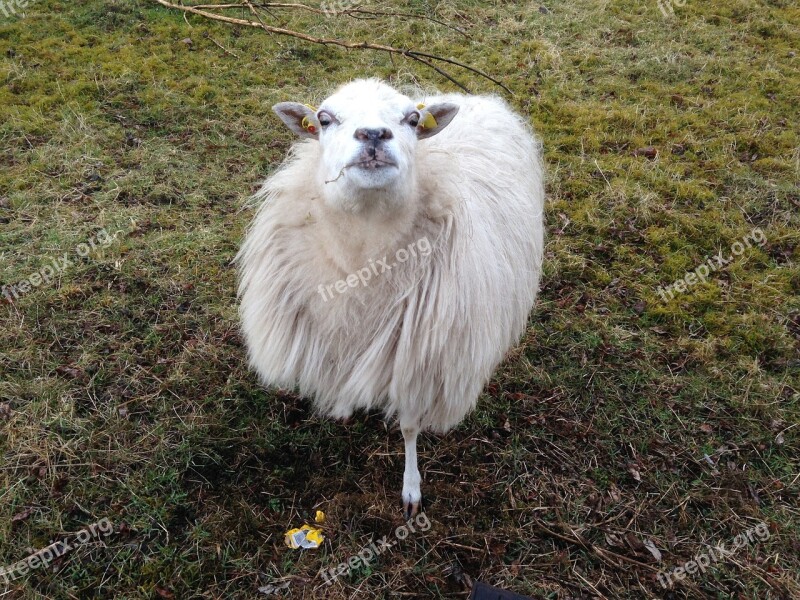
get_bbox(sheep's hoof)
[403,497,423,521]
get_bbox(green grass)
[1,0,798,598]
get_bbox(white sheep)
[236,78,544,518]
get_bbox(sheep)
[236,78,544,518]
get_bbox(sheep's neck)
[318,197,418,272]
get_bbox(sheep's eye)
[318,111,334,127]
[406,112,420,128]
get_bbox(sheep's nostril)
[354,128,393,142]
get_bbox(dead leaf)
[608,485,622,502]
[699,423,713,434]
[643,539,663,562]
[258,581,291,595]
[56,365,83,379]
[625,532,645,551]
[556,212,571,235]
[12,508,33,523]
[155,587,174,599]
[747,483,761,505]
[633,146,658,160]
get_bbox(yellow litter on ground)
[284,512,326,549]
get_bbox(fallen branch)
[191,3,470,37]
[151,0,510,94]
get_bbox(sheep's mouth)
[352,158,397,170]
[325,157,399,185]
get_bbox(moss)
[0,0,798,599]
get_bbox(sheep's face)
[273,79,458,211]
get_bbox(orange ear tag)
[301,116,316,134]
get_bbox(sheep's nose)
[354,127,393,142]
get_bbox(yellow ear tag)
[421,112,438,129]
[301,116,317,134]
[301,105,319,134]
[415,103,437,129]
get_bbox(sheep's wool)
[237,79,544,433]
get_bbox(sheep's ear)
[416,103,459,139]
[272,102,319,140]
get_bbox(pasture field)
[1,1,798,598]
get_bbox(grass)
[1,0,798,598]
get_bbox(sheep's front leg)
[401,422,422,520]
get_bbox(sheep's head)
[273,79,458,212]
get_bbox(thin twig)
[324,165,349,184]
[204,33,241,57]
[402,51,469,93]
[406,49,511,94]
[341,7,470,38]
[152,0,508,94]
[193,3,470,37]
[532,517,713,597]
